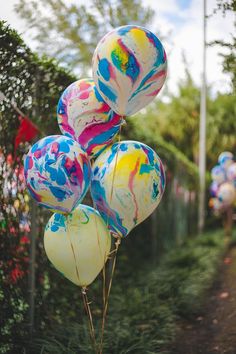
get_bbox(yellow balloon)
[44,204,111,287]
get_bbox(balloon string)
[99,120,124,353]
[81,287,97,353]
[68,229,97,351]
[109,123,122,204]
[99,236,121,354]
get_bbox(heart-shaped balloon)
[44,205,111,287]
[91,140,165,237]
[92,25,167,116]
[24,135,91,213]
[57,78,122,158]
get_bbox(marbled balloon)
[57,78,122,158]
[211,165,226,185]
[218,151,234,169]
[24,135,91,213]
[92,25,167,116]
[44,204,111,287]
[217,182,236,207]
[90,140,165,237]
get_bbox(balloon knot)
[81,287,87,295]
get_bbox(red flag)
[14,116,39,157]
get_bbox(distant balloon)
[209,181,219,198]
[227,162,236,186]
[211,165,225,185]
[218,151,234,169]
[217,182,235,207]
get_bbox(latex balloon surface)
[209,181,219,198]
[57,78,122,158]
[24,135,91,213]
[218,151,234,169]
[217,182,236,207]
[211,165,225,185]
[91,140,165,237]
[92,25,167,116]
[44,205,111,287]
[227,162,236,185]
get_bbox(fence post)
[28,67,40,339]
[29,199,37,339]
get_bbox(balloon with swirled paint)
[57,78,123,158]
[227,162,236,186]
[92,25,167,116]
[90,140,165,237]
[218,151,234,169]
[24,135,91,213]
[211,165,226,185]
[217,182,236,207]
[209,181,219,198]
[44,204,111,287]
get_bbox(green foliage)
[0,20,76,153]
[15,0,154,71]
[0,20,76,352]
[212,0,236,89]
[129,67,236,173]
[33,230,225,354]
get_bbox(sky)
[1,0,235,96]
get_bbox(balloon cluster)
[209,151,236,216]
[23,25,167,288]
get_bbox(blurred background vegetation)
[0,0,235,352]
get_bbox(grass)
[33,229,226,354]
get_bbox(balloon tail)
[82,287,97,353]
[68,233,97,351]
[99,236,121,354]
[100,122,123,353]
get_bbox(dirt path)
[169,245,236,354]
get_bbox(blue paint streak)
[98,80,117,103]
[49,186,67,201]
[57,169,66,186]
[57,98,66,115]
[24,156,31,171]
[126,54,140,83]
[89,126,119,147]
[120,143,128,151]
[98,58,111,81]
[140,164,153,174]
[117,26,133,36]
[152,181,159,199]
[91,179,128,236]
[94,86,104,103]
[59,141,70,153]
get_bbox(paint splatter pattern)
[93,25,167,116]
[24,135,91,213]
[91,140,165,237]
[57,79,122,158]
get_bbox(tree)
[15,0,154,72]
[132,68,236,168]
[212,0,236,89]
